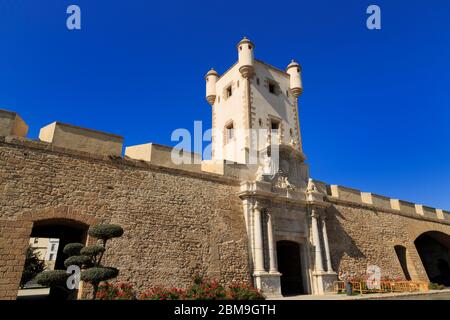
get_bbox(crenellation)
[125,143,202,173]
[323,184,448,223]
[0,110,28,138]
[329,185,363,203]
[39,122,123,157]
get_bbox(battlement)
[324,183,450,222]
[0,109,28,138]
[39,121,124,157]
[1,109,448,221]
[0,109,249,179]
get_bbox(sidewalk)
[270,288,450,300]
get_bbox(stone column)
[253,202,265,273]
[266,212,278,273]
[321,216,334,272]
[311,208,324,272]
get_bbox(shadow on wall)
[325,206,366,277]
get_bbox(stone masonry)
[0,136,250,300]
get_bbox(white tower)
[205,38,305,164]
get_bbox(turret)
[205,68,219,105]
[286,60,303,97]
[237,37,255,78]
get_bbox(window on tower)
[271,120,280,132]
[269,83,276,94]
[226,86,232,98]
[225,122,234,143]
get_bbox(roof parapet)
[327,184,448,221]
[0,109,28,138]
[39,122,123,157]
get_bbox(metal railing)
[334,281,429,295]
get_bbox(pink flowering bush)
[96,282,136,300]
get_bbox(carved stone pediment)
[254,145,309,190]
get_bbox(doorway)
[276,240,304,296]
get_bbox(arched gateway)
[414,231,450,286]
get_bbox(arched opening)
[18,218,89,300]
[414,231,450,286]
[394,245,411,280]
[276,240,304,296]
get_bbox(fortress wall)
[0,137,250,299]
[324,184,450,282]
[326,185,447,222]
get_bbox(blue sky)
[1,0,449,209]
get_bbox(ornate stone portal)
[239,145,337,296]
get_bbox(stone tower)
[205,37,306,165]
[204,38,338,297]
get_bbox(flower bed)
[96,277,265,300]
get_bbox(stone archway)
[0,206,100,300]
[414,231,450,286]
[276,240,305,296]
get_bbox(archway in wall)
[394,245,411,280]
[276,240,304,296]
[19,218,89,300]
[414,231,450,286]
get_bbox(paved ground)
[271,288,450,300]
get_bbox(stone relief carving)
[306,178,319,193]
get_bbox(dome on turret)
[205,68,219,79]
[236,36,255,49]
[286,59,301,71]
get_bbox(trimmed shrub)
[80,245,105,257]
[63,243,84,256]
[35,270,68,287]
[81,267,119,284]
[88,224,124,241]
[64,255,92,268]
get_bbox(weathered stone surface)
[0,138,250,299]
[326,202,450,282]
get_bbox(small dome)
[237,36,255,49]
[205,68,219,78]
[286,59,301,71]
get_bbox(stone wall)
[0,137,250,300]
[324,193,450,282]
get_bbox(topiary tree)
[20,246,46,288]
[35,224,124,300]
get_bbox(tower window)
[225,122,234,143]
[269,83,276,94]
[226,86,232,98]
[49,254,54,261]
[259,118,262,126]
[257,78,260,85]
[271,120,280,132]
